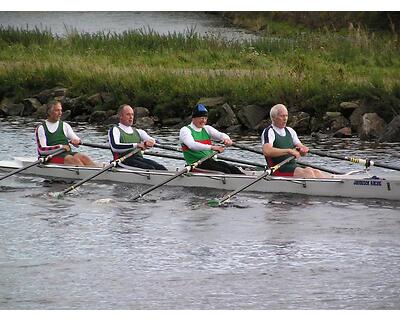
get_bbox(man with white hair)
[261,104,329,178]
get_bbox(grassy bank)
[0,25,399,120]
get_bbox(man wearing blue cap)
[179,104,242,174]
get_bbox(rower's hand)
[288,148,301,159]
[211,145,224,153]
[296,146,309,156]
[222,138,233,146]
[62,144,71,152]
[144,139,155,148]
[70,138,81,147]
[137,142,146,150]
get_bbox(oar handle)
[309,149,400,171]
[80,141,111,150]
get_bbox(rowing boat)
[1,157,399,201]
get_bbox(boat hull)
[1,158,399,201]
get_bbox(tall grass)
[0,26,399,120]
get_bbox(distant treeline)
[220,12,400,33]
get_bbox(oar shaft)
[155,143,266,168]
[80,142,111,150]
[131,150,219,201]
[232,142,344,174]
[130,167,190,201]
[0,148,65,182]
[309,150,400,171]
[59,149,140,196]
[218,155,295,205]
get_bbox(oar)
[208,155,296,207]
[308,149,400,171]
[231,142,343,175]
[52,148,141,198]
[154,143,267,169]
[130,150,219,201]
[0,148,66,182]
[80,141,110,150]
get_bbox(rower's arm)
[35,125,65,155]
[263,143,300,158]
[108,127,138,153]
[179,126,212,151]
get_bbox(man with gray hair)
[35,100,97,166]
[261,104,329,178]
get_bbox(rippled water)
[1,118,400,309]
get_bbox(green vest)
[182,126,213,164]
[269,127,297,173]
[116,126,143,158]
[43,121,68,146]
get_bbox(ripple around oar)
[0,185,24,192]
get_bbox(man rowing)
[261,104,330,178]
[35,101,97,166]
[108,104,167,170]
[179,104,242,174]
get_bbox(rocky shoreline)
[1,87,399,142]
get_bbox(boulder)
[22,98,42,116]
[333,127,352,138]
[136,116,154,128]
[323,112,350,132]
[237,104,268,130]
[359,113,386,140]
[53,87,68,97]
[0,97,14,117]
[34,104,47,119]
[215,103,238,128]
[104,114,119,125]
[86,93,103,106]
[226,124,243,134]
[34,87,68,104]
[61,110,72,121]
[379,116,400,142]
[135,107,150,118]
[197,97,225,108]
[89,110,108,123]
[339,101,360,117]
[288,111,310,134]
[74,114,90,122]
[310,116,323,132]
[254,119,271,132]
[349,104,376,132]
[162,117,182,126]
[1,103,25,116]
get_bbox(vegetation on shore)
[0,19,399,121]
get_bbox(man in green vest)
[261,103,329,178]
[108,104,167,170]
[179,104,242,174]
[35,101,97,166]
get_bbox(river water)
[0,118,400,309]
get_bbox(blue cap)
[192,104,208,118]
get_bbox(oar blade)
[207,198,221,207]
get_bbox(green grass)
[0,25,399,121]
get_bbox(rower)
[179,104,242,174]
[35,101,97,166]
[261,104,330,178]
[108,104,167,170]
